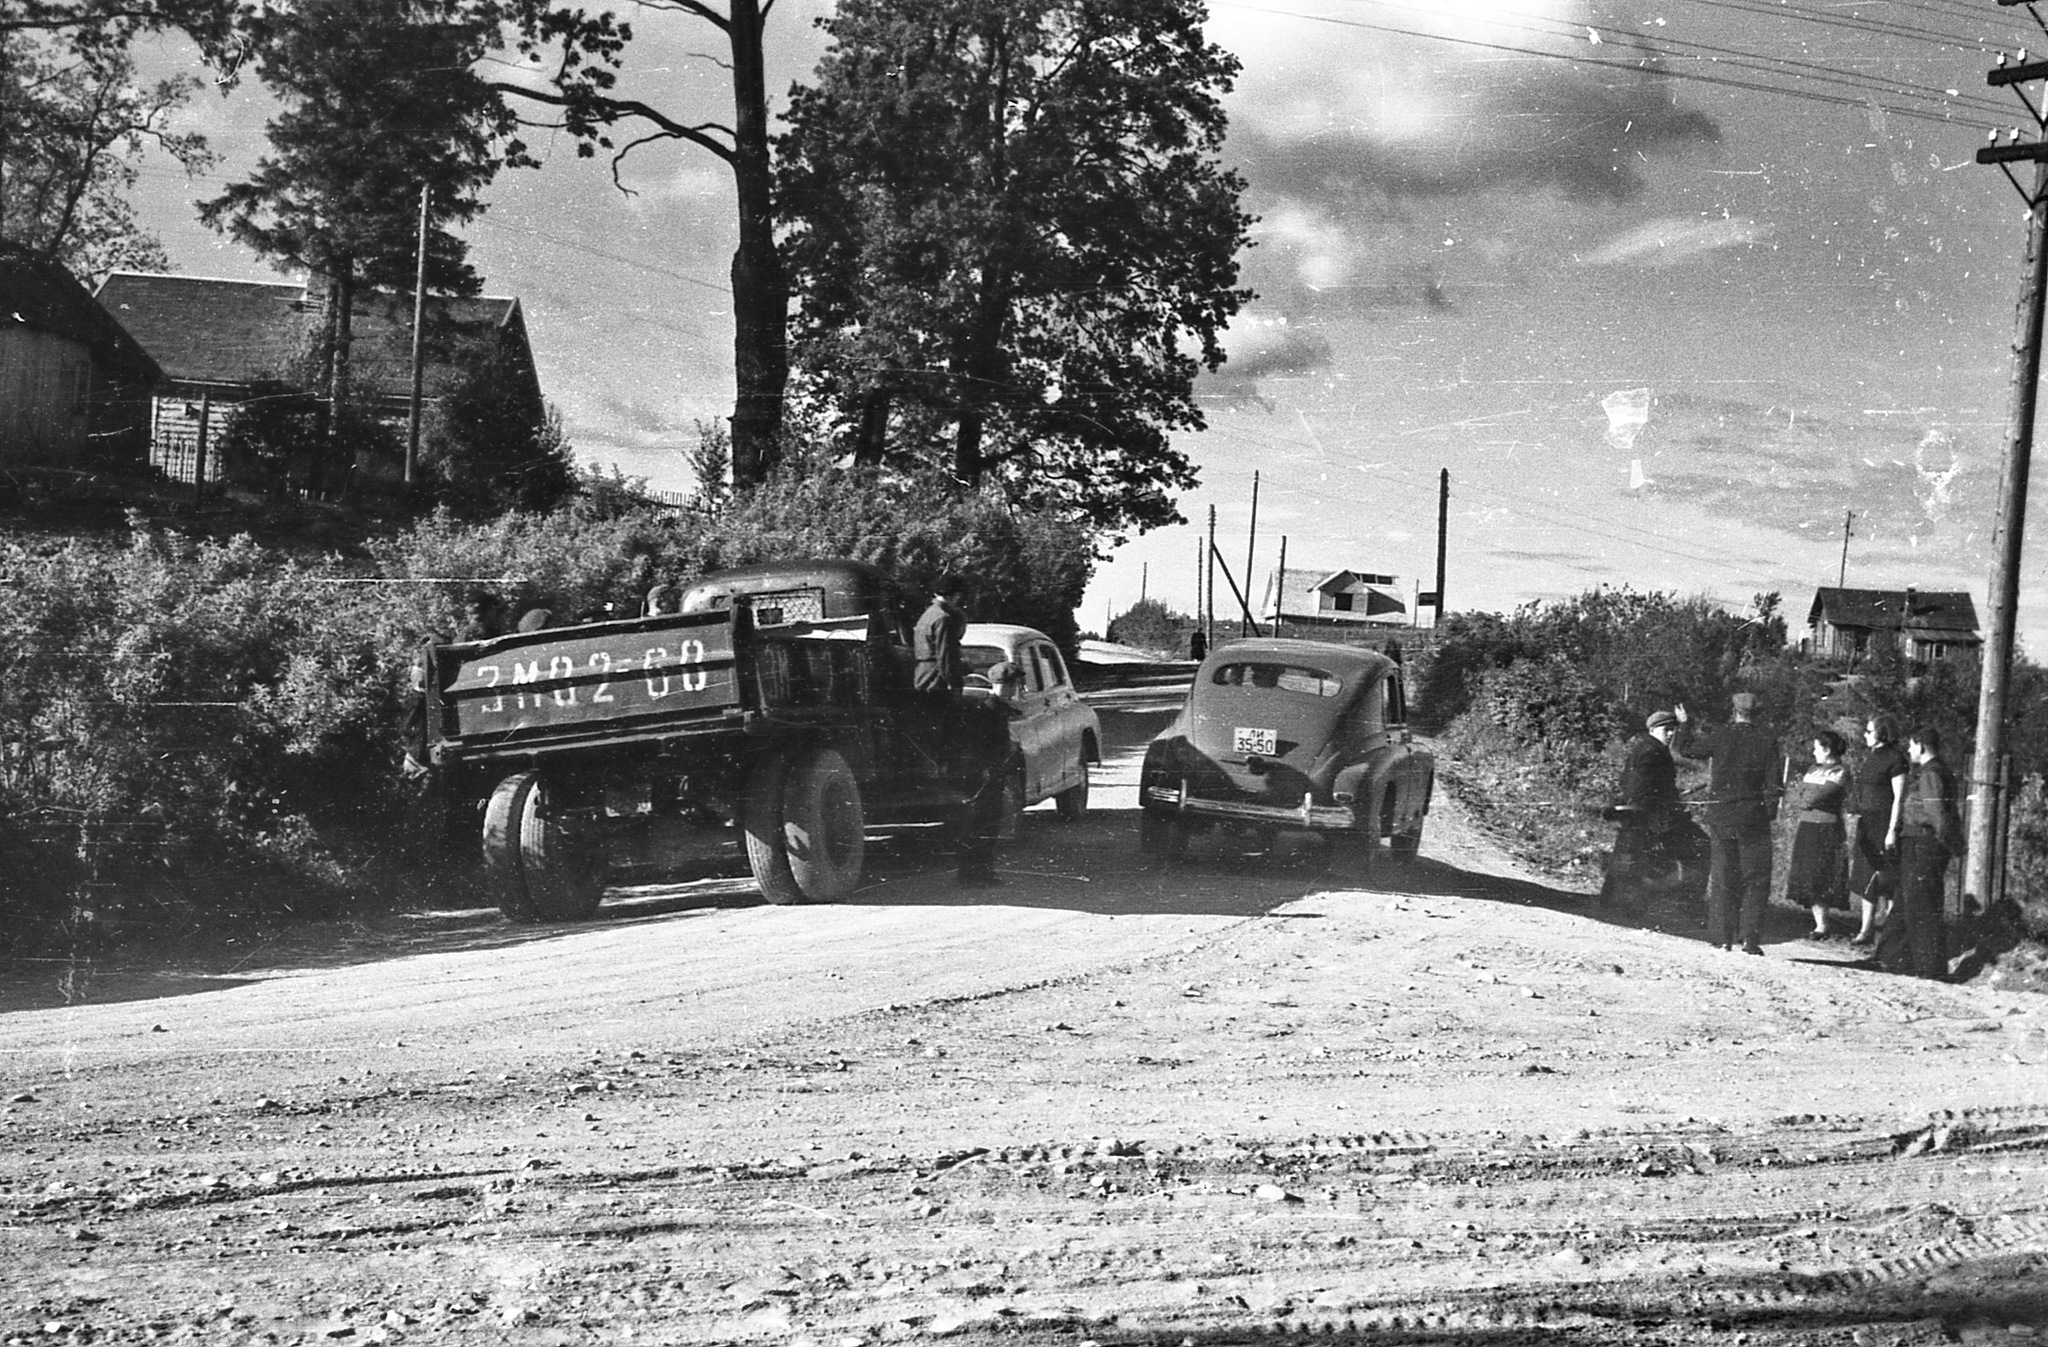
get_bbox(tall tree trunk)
[727,0,787,488]
[327,264,355,500]
[853,386,890,467]
[951,273,1009,485]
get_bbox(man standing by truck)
[914,574,969,695]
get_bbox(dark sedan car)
[1137,637,1434,866]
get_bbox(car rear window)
[1211,663,1342,697]
[962,645,1006,676]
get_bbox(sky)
[127,0,2048,649]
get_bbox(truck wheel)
[519,777,606,920]
[1054,761,1090,821]
[483,772,539,920]
[743,752,803,906]
[783,747,865,902]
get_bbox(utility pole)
[1838,509,1854,588]
[1243,470,1261,637]
[405,184,431,488]
[1205,505,1217,651]
[1416,469,1450,626]
[1967,39,2048,916]
[1275,535,1288,636]
[1435,468,1449,623]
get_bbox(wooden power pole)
[405,184,430,488]
[1837,509,1853,588]
[1968,58,2048,914]
[1242,470,1260,637]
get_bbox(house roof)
[1807,587,1981,639]
[0,244,162,383]
[93,272,524,401]
[1263,566,1407,623]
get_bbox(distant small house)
[1807,586,1981,664]
[92,271,541,485]
[0,244,161,468]
[1262,567,1410,628]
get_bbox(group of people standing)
[1612,695,1964,980]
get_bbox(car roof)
[963,622,1053,649]
[1201,637,1395,680]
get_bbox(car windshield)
[1211,663,1342,697]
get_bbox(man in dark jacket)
[913,574,969,697]
[1674,692,1780,954]
[1601,708,1701,905]
[1895,725,1962,980]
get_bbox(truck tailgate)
[432,611,740,758]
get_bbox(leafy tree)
[0,24,213,281]
[775,0,1252,538]
[421,337,577,518]
[1106,597,1189,655]
[200,0,523,443]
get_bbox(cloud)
[1215,2,1717,203]
[1211,1,1719,310]
[1577,215,1773,268]
[1198,313,1335,405]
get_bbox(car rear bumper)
[1143,781,1356,830]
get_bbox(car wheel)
[783,747,866,903]
[997,769,1025,843]
[1166,818,1192,864]
[1139,807,1167,856]
[1388,823,1423,864]
[1054,761,1090,821]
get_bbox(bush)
[0,523,424,949]
[1106,598,1192,657]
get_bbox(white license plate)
[1233,726,1277,755]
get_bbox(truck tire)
[783,747,865,902]
[1054,761,1090,821]
[484,772,606,921]
[519,777,606,920]
[743,752,803,905]
[483,772,540,921]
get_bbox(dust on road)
[3,735,2046,1345]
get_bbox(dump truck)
[417,559,1011,919]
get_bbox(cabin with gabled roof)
[0,244,161,468]
[1807,586,1980,665]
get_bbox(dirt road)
[4,731,2047,1345]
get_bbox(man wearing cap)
[1601,708,1694,905]
[1674,692,1781,954]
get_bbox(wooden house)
[0,244,162,468]
[93,271,541,485]
[1806,586,1981,665]
[1261,566,1411,629]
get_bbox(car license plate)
[1233,726,1277,755]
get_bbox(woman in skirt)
[1847,713,1908,946]
[1787,729,1851,937]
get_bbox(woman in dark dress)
[1847,713,1908,946]
[1787,730,1850,937]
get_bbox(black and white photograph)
[4,0,2048,1340]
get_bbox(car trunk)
[1184,672,1363,803]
